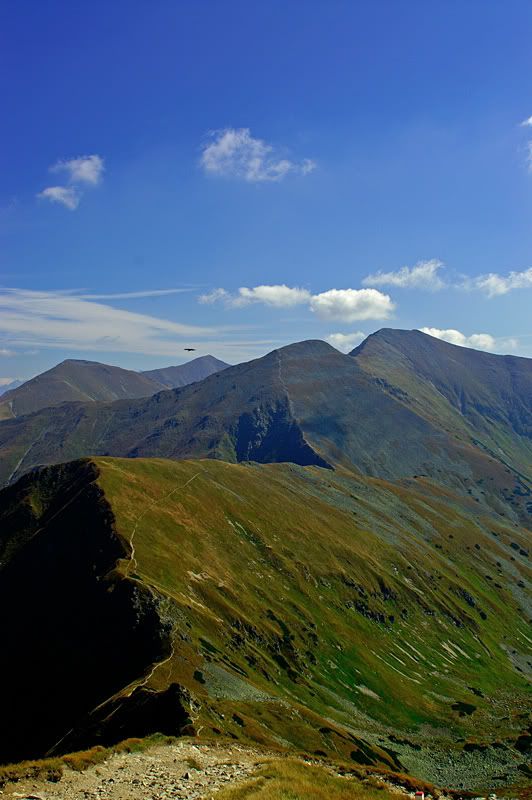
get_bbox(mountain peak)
[141,355,229,389]
[58,358,106,366]
[349,328,428,356]
[271,339,339,358]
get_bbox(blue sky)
[2,0,532,382]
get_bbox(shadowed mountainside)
[0,456,530,790]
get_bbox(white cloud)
[520,116,532,127]
[199,284,394,321]
[200,128,316,183]
[419,327,518,353]
[465,267,532,297]
[420,327,494,349]
[0,348,15,356]
[51,154,104,185]
[363,259,445,291]
[199,285,310,308]
[37,186,80,210]
[198,288,231,305]
[326,331,366,353]
[233,285,311,307]
[0,376,17,385]
[37,154,104,210]
[310,288,395,322]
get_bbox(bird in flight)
[184,348,196,351]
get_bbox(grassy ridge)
[1,454,529,787]
[93,457,530,781]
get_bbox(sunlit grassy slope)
[93,458,530,769]
[1,454,530,788]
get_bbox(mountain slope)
[1,457,530,789]
[142,354,229,387]
[0,355,230,421]
[0,336,530,529]
[351,329,532,478]
[0,360,163,420]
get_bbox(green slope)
[1,456,530,790]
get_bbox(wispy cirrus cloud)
[37,154,105,210]
[0,288,228,358]
[420,327,518,353]
[363,259,445,291]
[199,284,394,321]
[83,288,193,300]
[200,128,316,183]
[326,331,366,352]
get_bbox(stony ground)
[0,741,418,800]
[0,742,268,800]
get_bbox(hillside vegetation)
[1,456,530,791]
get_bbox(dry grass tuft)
[213,758,398,800]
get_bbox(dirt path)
[2,742,270,800]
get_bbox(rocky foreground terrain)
[0,740,420,800]
[1,742,263,800]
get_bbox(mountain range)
[0,329,530,791]
[1,330,531,509]
[0,354,228,420]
